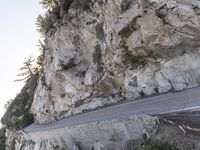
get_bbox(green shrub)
[36,14,56,38]
[36,15,46,37]
[40,0,58,11]
[143,140,179,150]
[1,75,38,130]
[0,128,6,150]
[14,114,34,130]
[123,46,145,68]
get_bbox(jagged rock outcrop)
[2,0,200,149]
[30,0,200,124]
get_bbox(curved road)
[24,87,200,133]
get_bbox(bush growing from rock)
[143,139,179,150]
[123,46,146,68]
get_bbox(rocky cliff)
[31,0,200,123]
[2,0,200,149]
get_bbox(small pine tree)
[36,40,46,73]
[4,100,13,110]
[15,56,39,82]
[36,15,46,37]
[37,39,46,53]
[40,0,59,11]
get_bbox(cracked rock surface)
[31,0,200,124]
[19,115,158,150]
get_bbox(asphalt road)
[24,87,200,133]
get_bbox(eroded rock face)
[4,129,25,150]
[31,0,200,123]
[19,115,157,150]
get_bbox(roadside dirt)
[153,111,200,150]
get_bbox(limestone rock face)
[31,0,200,123]
[19,115,158,150]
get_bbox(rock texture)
[19,115,158,150]
[153,121,200,150]
[2,0,200,149]
[31,0,200,124]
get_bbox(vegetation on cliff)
[1,74,39,130]
[0,127,6,150]
[143,139,179,150]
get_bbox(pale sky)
[0,1,44,119]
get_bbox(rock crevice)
[31,0,200,124]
